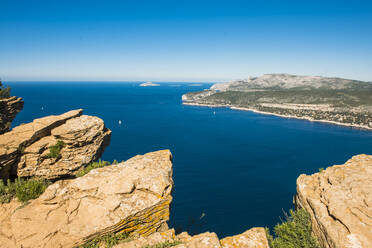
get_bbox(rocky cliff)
[0,150,174,248]
[295,154,372,248]
[0,109,111,180]
[0,96,24,134]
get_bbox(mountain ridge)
[211,73,372,91]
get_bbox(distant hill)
[183,74,372,129]
[211,74,372,91]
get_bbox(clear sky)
[1,0,372,82]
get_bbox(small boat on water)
[118,120,122,125]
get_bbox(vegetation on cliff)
[0,79,11,98]
[78,232,130,248]
[0,178,50,203]
[76,159,118,177]
[47,140,65,159]
[266,208,320,248]
[143,240,182,248]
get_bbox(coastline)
[182,102,372,131]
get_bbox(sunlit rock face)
[0,150,174,248]
[0,109,111,180]
[295,154,372,248]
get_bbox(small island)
[140,82,160,87]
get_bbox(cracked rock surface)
[0,150,174,248]
[295,154,372,248]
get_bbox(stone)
[114,229,176,248]
[220,227,269,248]
[0,150,174,248]
[0,109,111,180]
[0,199,23,248]
[295,154,372,248]
[175,232,221,248]
[113,228,270,248]
[0,96,24,134]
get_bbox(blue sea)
[8,82,372,238]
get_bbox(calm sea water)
[8,82,372,238]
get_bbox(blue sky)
[1,0,372,82]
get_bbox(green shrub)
[318,168,324,172]
[266,208,320,248]
[79,232,130,248]
[0,178,50,203]
[47,140,64,159]
[76,159,111,177]
[0,79,11,98]
[0,179,17,203]
[143,241,182,248]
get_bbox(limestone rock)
[220,228,269,248]
[113,228,270,248]
[295,154,372,248]
[0,150,173,248]
[114,229,176,248]
[0,200,23,248]
[175,232,221,248]
[0,96,24,134]
[0,109,111,180]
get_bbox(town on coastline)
[182,74,372,130]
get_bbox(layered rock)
[0,109,111,180]
[0,96,24,134]
[0,150,174,248]
[295,154,372,248]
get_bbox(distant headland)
[182,73,372,130]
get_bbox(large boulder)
[0,109,111,180]
[0,96,24,134]
[0,150,174,248]
[295,154,372,248]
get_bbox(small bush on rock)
[79,232,130,248]
[143,240,182,248]
[47,140,64,159]
[0,79,11,98]
[15,178,50,202]
[0,179,17,203]
[76,159,111,177]
[0,178,50,203]
[266,208,320,248]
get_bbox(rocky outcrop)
[114,227,269,248]
[175,232,222,248]
[114,229,176,248]
[0,109,111,180]
[220,228,269,248]
[0,96,24,134]
[0,150,174,248]
[295,154,372,248]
